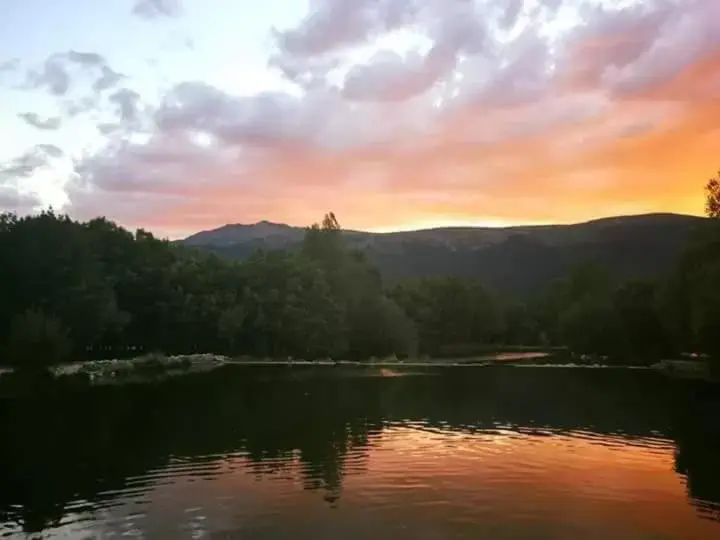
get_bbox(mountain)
[180,213,708,297]
[183,220,304,248]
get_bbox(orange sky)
[139,53,717,238]
[2,0,718,238]
[137,2,720,238]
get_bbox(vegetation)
[187,213,706,298]
[705,169,720,218]
[0,210,417,368]
[1,175,719,371]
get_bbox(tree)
[664,237,720,358]
[534,263,612,347]
[611,280,668,361]
[661,173,720,363]
[5,309,71,370]
[558,295,617,356]
[346,296,417,359]
[705,170,720,218]
[392,277,501,356]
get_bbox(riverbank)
[0,351,555,395]
[0,353,228,393]
[653,358,718,382]
[0,350,715,397]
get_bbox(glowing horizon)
[0,0,717,238]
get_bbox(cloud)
[67,132,233,221]
[132,0,183,19]
[35,144,65,158]
[0,145,65,180]
[108,88,142,122]
[17,52,129,146]
[1,152,50,179]
[65,51,106,67]
[93,65,126,92]
[564,0,720,97]
[27,56,71,96]
[0,185,41,214]
[63,96,101,117]
[341,47,453,102]
[0,58,19,73]
[17,112,62,130]
[24,51,123,97]
[154,82,320,147]
[47,0,719,234]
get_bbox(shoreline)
[0,352,715,392]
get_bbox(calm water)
[0,366,719,539]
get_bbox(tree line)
[1,174,719,369]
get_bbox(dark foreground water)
[0,366,719,539]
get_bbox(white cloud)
[4,0,718,228]
[0,185,41,214]
[0,145,65,179]
[17,112,62,130]
[132,0,183,19]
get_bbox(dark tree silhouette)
[705,170,720,218]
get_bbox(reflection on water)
[0,366,718,539]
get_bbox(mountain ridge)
[185,212,699,241]
[180,213,709,297]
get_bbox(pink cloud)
[4,0,718,236]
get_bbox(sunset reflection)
[1,366,718,539]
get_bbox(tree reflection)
[0,367,386,533]
[673,384,720,522]
[0,366,718,534]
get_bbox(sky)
[0,0,718,238]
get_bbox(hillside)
[181,213,708,297]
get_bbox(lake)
[1,365,719,539]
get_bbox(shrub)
[4,309,71,371]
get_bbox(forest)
[0,174,719,370]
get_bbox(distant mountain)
[180,213,708,297]
[183,220,304,247]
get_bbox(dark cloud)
[17,112,62,130]
[0,145,64,179]
[0,185,41,214]
[109,88,142,122]
[132,0,183,19]
[25,51,122,97]
[27,56,71,96]
[93,65,126,92]
[66,51,106,67]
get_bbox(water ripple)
[1,368,718,539]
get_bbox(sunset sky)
[0,0,718,238]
